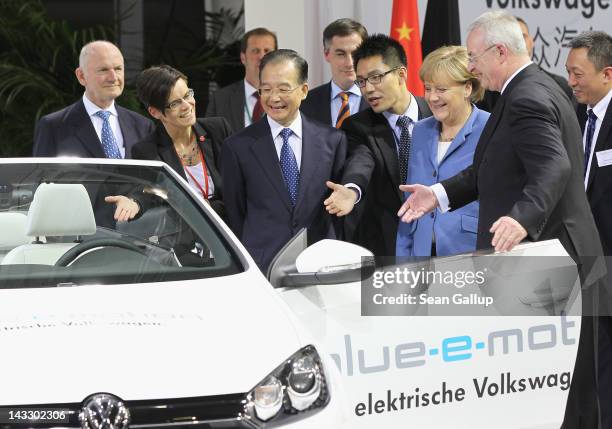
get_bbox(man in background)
[206,27,277,132]
[566,30,612,429]
[300,18,368,127]
[33,40,153,158]
[516,16,575,106]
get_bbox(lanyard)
[176,137,209,199]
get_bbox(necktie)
[252,91,264,123]
[584,108,597,177]
[94,110,121,159]
[279,128,300,206]
[396,116,412,184]
[336,92,350,128]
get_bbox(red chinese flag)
[390,0,424,96]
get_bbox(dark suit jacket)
[221,114,347,271]
[33,98,153,158]
[300,81,369,126]
[578,102,612,255]
[340,96,432,256]
[131,117,232,219]
[442,64,603,429]
[442,64,601,258]
[205,80,246,133]
[477,66,576,113]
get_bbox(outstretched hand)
[104,195,140,222]
[397,184,438,223]
[323,181,358,216]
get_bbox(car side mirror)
[267,228,375,288]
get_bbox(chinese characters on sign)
[532,25,593,68]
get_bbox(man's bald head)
[76,41,125,109]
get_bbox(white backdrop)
[459,0,612,76]
[245,0,428,87]
[244,0,612,87]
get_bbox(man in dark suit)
[300,18,369,127]
[516,16,576,106]
[205,28,277,132]
[222,49,346,272]
[33,41,153,158]
[399,12,603,428]
[324,34,431,256]
[566,30,612,429]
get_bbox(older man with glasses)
[398,11,604,428]
[324,33,431,257]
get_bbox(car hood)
[0,272,303,405]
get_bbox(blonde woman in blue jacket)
[396,46,490,256]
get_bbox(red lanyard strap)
[176,140,209,200]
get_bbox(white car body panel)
[0,159,582,428]
[277,240,581,429]
[0,273,303,404]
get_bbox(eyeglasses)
[354,67,402,88]
[165,88,195,111]
[467,45,497,64]
[258,86,301,97]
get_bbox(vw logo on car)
[79,393,130,429]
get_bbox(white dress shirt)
[347,93,420,202]
[267,114,303,169]
[82,94,125,158]
[382,94,420,152]
[584,88,612,188]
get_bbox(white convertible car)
[0,159,580,429]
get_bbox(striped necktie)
[335,92,350,128]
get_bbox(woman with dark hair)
[115,65,232,220]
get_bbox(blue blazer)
[221,114,347,272]
[396,106,490,256]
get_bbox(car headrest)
[0,212,30,250]
[26,183,96,237]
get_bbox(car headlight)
[243,345,330,426]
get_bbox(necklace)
[175,132,199,165]
[173,130,210,200]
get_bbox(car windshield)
[0,160,243,288]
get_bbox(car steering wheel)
[55,238,148,267]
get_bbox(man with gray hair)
[398,11,603,427]
[33,40,153,158]
[566,30,612,429]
